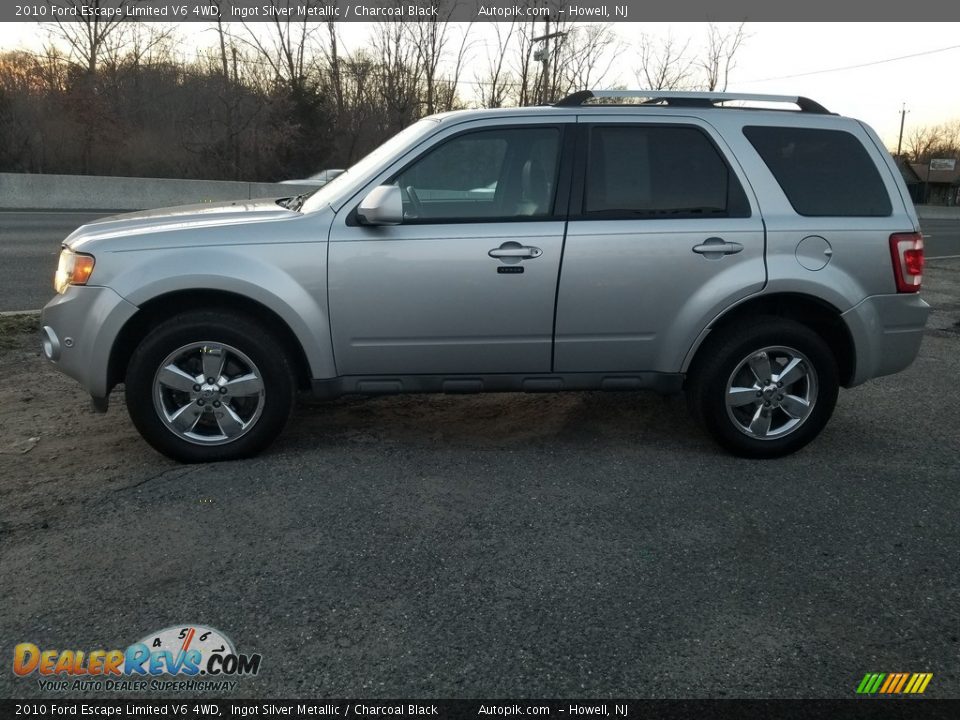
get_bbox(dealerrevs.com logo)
[13,625,261,692]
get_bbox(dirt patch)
[0,323,688,538]
[0,313,40,349]
[0,326,176,536]
[0,322,594,533]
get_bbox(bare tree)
[207,1,231,80]
[438,22,473,112]
[700,22,746,92]
[510,18,540,106]
[494,19,624,106]
[338,51,377,163]
[325,19,343,116]
[369,21,423,133]
[475,20,516,108]
[236,2,318,94]
[405,4,446,115]
[635,32,695,90]
[905,125,940,163]
[104,22,175,71]
[402,4,473,114]
[41,0,151,173]
[634,24,749,92]
[43,0,136,75]
[0,49,71,171]
[935,119,960,156]
[556,23,624,97]
[903,120,960,163]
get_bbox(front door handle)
[692,237,744,257]
[489,245,543,259]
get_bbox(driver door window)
[393,127,561,221]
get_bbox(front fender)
[105,243,336,379]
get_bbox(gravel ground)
[1,262,958,699]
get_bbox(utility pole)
[897,103,909,158]
[531,27,567,104]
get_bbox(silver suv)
[40,90,930,462]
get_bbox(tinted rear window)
[584,125,750,218]
[744,126,892,217]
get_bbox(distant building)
[896,159,923,204]
[909,161,960,206]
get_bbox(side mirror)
[357,185,403,226]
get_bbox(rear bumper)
[40,285,138,400]
[842,293,930,386]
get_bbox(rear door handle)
[488,246,543,259]
[692,238,743,257]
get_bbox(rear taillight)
[889,232,924,293]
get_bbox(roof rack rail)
[555,90,832,115]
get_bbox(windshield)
[300,119,439,213]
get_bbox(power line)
[741,44,960,83]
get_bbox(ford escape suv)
[40,90,930,462]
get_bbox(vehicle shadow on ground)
[280,390,708,454]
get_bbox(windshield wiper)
[278,193,309,211]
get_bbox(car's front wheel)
[125,311,296,463]
[686,317,839,458]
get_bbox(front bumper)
[842,292,931,386]
[41,285,138,400]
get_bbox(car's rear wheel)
[686,317,839,458]
[125,311,295,463]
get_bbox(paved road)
[2,210,960,312]
[0,210,116,311]
[1,262,959,699]
[919,218,960,258]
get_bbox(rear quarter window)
[743,126,892,217]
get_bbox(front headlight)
[54,248,95,294]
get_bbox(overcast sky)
[2,21,959,149]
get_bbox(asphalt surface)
[2,210,960,312]
[0,210,117,311]
[1,262,958,699]
[920,217,960,257]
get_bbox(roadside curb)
[0,309,40,317]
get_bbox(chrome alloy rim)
[725,345,818,440]
[152,342,265,445]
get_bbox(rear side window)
[583,125,750,219]
[744,126,892,217]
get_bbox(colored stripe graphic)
[913,673,931,693]
[879,674,896,693]
[855,673,885,694]
[880,673,902,694]
[856,672,932,694]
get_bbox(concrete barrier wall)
[3,172,960,218]
[0,172,316,211]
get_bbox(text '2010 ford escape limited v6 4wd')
[40,91,930,462]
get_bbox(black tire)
[685,316,839,458]
[125,311,296,463]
